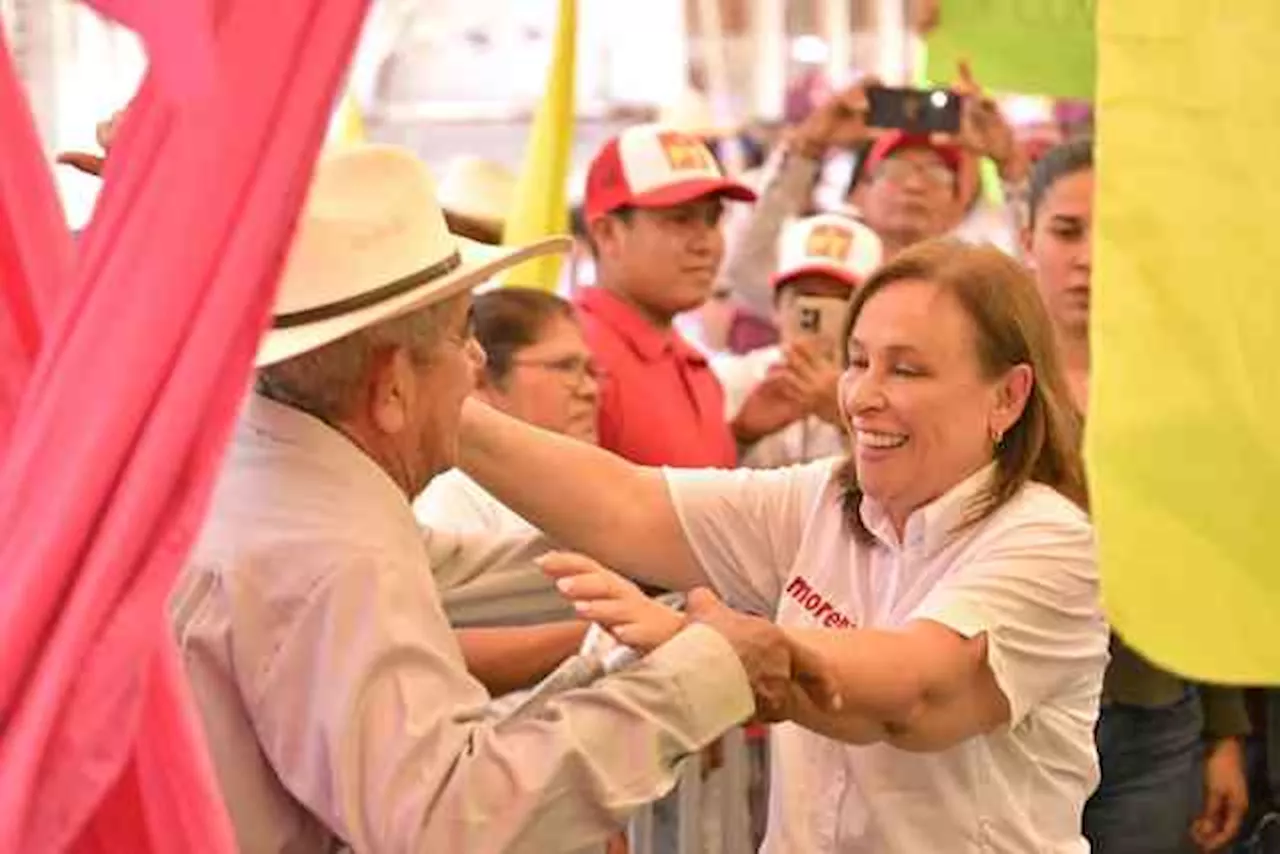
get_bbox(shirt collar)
[240,393,411,520]
[859,462,997,556]
[577,286,707,365]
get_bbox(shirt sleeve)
[664,459,836,615]
[909,505,1109,728]
[237,553,753,854]
[425,526,577,627]
[715,145,822,317]
[1199,685,1252,739]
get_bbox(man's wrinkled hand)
[687,588,795,721]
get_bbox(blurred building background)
[3,0,932,227]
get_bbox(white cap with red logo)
[772,213,884,291]
[583,124,757,224]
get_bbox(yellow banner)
[501,0,576,291]
[1088,0,1280,682]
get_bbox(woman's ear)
[1019,224,1036,267]
[992,363,1034,438]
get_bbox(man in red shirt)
[577,125,757,467]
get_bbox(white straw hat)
[435,155,517,228]
[657,87,737,139]
[257,144,567,367]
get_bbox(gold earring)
[990,425,1004,448]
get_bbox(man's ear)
[588,214,625,261]
[368,347,415,436]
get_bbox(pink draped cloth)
[0,0,370,850]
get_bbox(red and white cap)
[583,125,757,224]
[863,130,965,176]
[772,214,883,291]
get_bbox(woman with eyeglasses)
[416,287,603,535]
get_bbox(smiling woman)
[835,238,1087,542]
[455,238,1111,853]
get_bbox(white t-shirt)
[711,346,847,469]
[664,460,1108,854]
[415,468,534,537]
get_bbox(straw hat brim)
[256,235,569,368]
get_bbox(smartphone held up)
[865,85,963,135]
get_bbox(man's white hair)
[255,299,456,424]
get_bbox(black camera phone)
[865,86,962,135]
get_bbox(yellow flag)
[1089,0,1280,682]
[328,90,366,147]
[500,0,576,291]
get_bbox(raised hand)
[777,338,844,427]
[791,80,879,156]
[948,60,1027,182]
[731,370,810,445]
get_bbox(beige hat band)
[271,251,462,330]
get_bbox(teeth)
[856,430,908,449]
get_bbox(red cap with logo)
[772,214,884,291]
[584,125,758,224]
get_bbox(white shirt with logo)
[663,460,1108,853]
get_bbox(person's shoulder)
[743,456,843,506]
[1000,481,1092,533]
[971,482,1096,573]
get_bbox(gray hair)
[255,299,455,424]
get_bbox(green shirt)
[1105,635,1251,739]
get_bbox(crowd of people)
[65,60,1280,854]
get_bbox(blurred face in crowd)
[371,295,486,494]
[856,148,956,250]
[840,278,1030,530]
[1023,167,1094,341]
[590,195,726,323]
[479,314,601,444]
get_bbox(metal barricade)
[626,726,753,854]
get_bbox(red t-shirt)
[575,287,736,468]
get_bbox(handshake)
[540,552,840,722]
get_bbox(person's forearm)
[457,622,587,695]
[786,623,1002,751]
[457,399,708,590]
[789,627,930,723]
[787,688,890,745]
[715,144,822,317]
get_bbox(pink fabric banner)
[0,28,72,448]
[0,0,371,850]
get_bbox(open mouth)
[855,429,908,450]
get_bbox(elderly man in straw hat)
[170,144,805,854]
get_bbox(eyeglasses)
[872,158,956,191]
[510,355,608,386]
